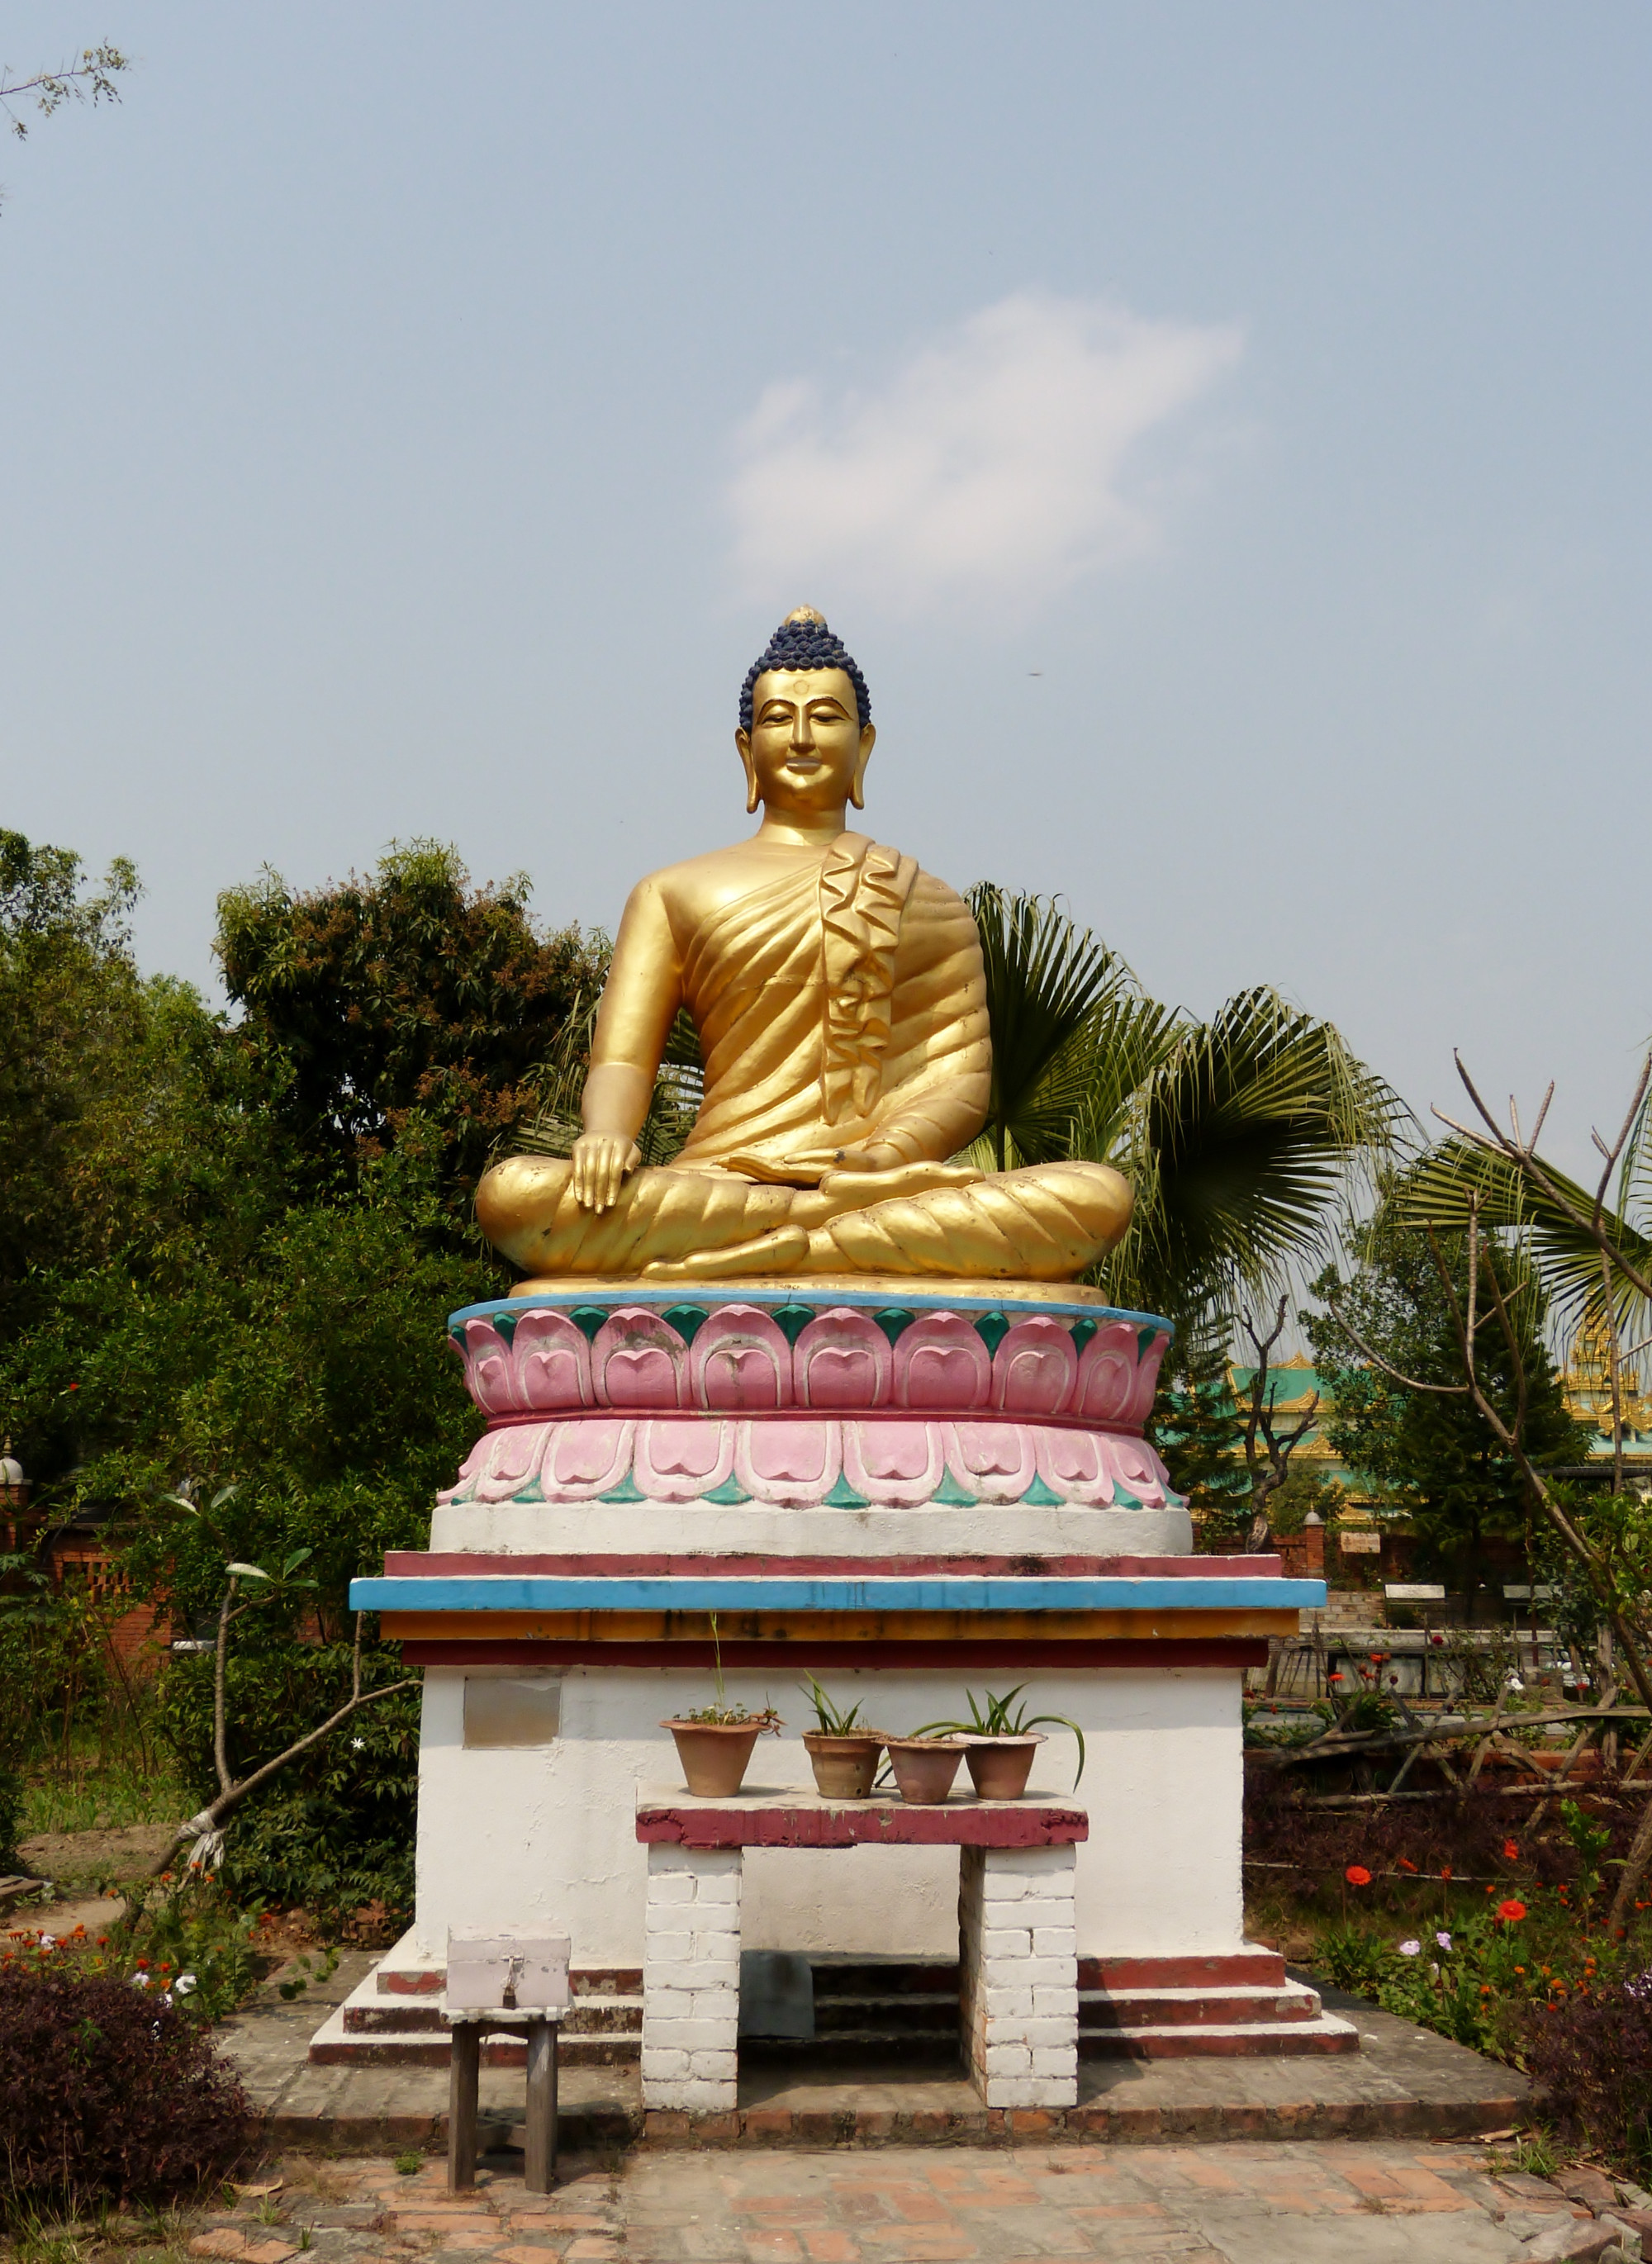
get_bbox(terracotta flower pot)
[962,1733,1044,1800]
[802,1731,885,1797]
[662,1720,763,1796]
[885,1738,965,1805]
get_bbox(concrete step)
[344,1993,644,2037]
[814,1993,957,2036]
[309,2003,641,2068]
[1081,1981,1326,2030]
[1080,2010,1361,2059]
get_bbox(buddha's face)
[736,667,876,820]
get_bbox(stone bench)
[634,1783,1088,2112]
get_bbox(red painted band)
[1080,1950,1287,1990]
[383,1551,1282,1580]
[635,1801,1089,1849]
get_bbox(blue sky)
[3,2,1650,1174]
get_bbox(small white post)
[958,1843,1079,2108]
[640,1843,743,2111]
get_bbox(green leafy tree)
[1150,1335,1250,1538]
[1263,1467,1348,1536]
[216,841,608,1213]
[0,832,146,1322]
[1308,1210,1586,1604]
[1,44,128,215]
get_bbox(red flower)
[1496,1899,1527,1923]
[1441,1866,1452,1882]
[1345,1866,1372,1887]
[1398,1858,1417,1874]
[1502,1839,1520,1862]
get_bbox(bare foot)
[642,1224,811,1281]
[798,1160,983,1222]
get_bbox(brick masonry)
[958,1844,1079,2109]
[639,1844,741,2113]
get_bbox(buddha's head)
[736,606,876,819]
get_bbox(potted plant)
[912,1685,1087,1799]
[881,1732,968,1805]
[661,1616,782,1796]
[798,1676,885,1796]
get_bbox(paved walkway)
[172,2141,1652,2264]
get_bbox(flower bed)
[1244,1775,1652,2177]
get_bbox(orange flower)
[1398,1858,1417,1874]
[1441,1866,1453,1882]
[1346,1866,1372,1887]
[1497,1899,1527,1923]
[1502,1839,1520,1861]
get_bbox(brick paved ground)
[79,2139,1647,2264]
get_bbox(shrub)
[1524,1968,1652,2181]
[0,1763,22,1874]
[158,1635,419,1927]
[112,1878,270,2022]
[0,1963,256,2213]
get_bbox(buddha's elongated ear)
[736,729,760,814]
[849,723,876,811]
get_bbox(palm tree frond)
[1108,988,1403,1322]
[1400,1138,1652,1334]
[967,884,1136,1170]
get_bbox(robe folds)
[473,830,1133,1281]
[672,833,990,1182]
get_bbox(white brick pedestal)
[958,1843,1079,2108]
[640,1843,743,2110]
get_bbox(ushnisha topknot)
[738,605,871,735]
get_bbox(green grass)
[20,1763,188,1839]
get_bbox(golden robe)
[476,834,1130,1282]
[674,833,989,1181]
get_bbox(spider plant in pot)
[910,1686,1086,1799]
[797,1676,885,1796]
[662,1616,782,1796]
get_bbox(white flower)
[175,1974,197,1996]
[1436,1931,1452,1951]
[350,1738,365,1750]
[1398,1939,1422,1958]
[131,1971,150,1988]
[37,1934,55,1949]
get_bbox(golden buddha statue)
[477,609,1131,1285]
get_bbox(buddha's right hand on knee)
[571,1131,642,1213]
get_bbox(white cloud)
[727,292,1242,618]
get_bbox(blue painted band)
[449,1288,1174,1333]
[350,1573,1325,1614]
